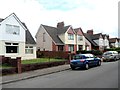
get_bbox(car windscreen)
[73,55,86,59]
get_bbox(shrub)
[76,50,103,56]
[104,47,120,53]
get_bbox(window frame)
[5,42,19,53]
[6,24,20,35]
[25,46,34,54]
[68,34,74,40]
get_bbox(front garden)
[1,57,69,75]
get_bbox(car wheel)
[85,63,89,70]
[97,61,101,66]
[70,66,76,70]
[114,57,117,61]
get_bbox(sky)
[0,0,119,39]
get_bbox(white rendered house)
[0,13,36,60]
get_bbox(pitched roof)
[0,18,4,22]
[102,34,109,39]
[109,38,117,43]
[22,23,36,44]
[57,25,71,35]
[42,24,67,45]
[84,33,98,46]
[0,14,36,45]
[90,33,102,40]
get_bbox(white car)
[102,51,119,61]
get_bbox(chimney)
[57,22,64,28]
[87,30,93,35]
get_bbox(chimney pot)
[57,22,64,28]
[87,30,93,35]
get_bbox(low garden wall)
[1,55,69,75]
[21,60,69,72]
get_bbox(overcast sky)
[0,0,119,38]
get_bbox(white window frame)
[6,24,20,35]
[68,34,74,40]
[78,35,83,41]
[68,45,74,52]
[5,42,19,53]
[25,46,34,54]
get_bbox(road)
[2,61,118,88]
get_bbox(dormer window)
[6,24,20,35]
[68,34,74,40]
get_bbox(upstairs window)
[6,24,20,35]
[78,35,83,41]
[43,32,46,42]
[68,34,74,40]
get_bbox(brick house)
[109,38,120,48]
[35,22,91,53]
[84,30,110,51]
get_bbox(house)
[109,38,119,48]
[0,13,36,60]
[74,28,91,51]
[85,30,106,51]
[35,22,91,53]
[102,34,110,49]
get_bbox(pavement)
[0,64,70,85]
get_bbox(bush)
[104,47,120,53]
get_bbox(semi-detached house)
[109,38,120,48]
[0,13,36,60]
[84,30,110,51]
[35,22,91,53]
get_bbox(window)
[25,46,33,54]
[68,34,74,40]
[68,45,74,52]
[78,35,83,41]
[43,33,45,42]
[6,24,20,35]
[5,42,19,53]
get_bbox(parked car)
[102,51,119,62]
[70,54,101,70]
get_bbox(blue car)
[70,54,101,70]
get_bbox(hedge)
[104,47,120,53]
[76,50,103,56]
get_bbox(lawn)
[21,58,66,64]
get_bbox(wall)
[22,44,36,60]
[76,35,86,50]
[64,33,76,45]
[85,38,92,50]
[2,41,25,59]
[104,36,109,48]
[36,25,52,51]
[0,14,25,42]
[58,34,65,44]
